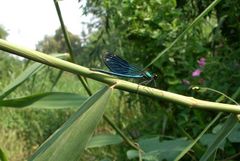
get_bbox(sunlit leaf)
[29,86,112,161]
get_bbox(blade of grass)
[174,113,222,161]
[0,62,44,100]
[50,70,63,91]
[0,53,68,100]
[29,86,112,161]
[0,92,87,109]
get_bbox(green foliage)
[0,52,95,159]
[82,0,240,97]
[80,0,240,160]
[1,0,240,161]
[0,53,25,95]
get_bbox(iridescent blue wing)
[103,54,145,78]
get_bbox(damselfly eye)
[153,74,158,80]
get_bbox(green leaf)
[29,86,112,161]
[0,148,8,161]
[200,133,225,150]
[228,123,240,143]
[87,134,123,148]
[0,92,87,109]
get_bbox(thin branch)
[0,39,240,113]
[103,115,144,153]
[53,0,92,96]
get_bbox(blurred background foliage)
[1,0,240,160]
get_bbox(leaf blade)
[29,86,112,161]
[0,92,87,109]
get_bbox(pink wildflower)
[197,58,206,67]
[192,69,202,77]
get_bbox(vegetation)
[0,0,240,161]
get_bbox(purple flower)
[192,69,202,77]
[197,58,206,67]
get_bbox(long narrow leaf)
[0,62,44,100]
[0,92,87,109]
[50,70,63,91]
[29,86,112,161]
[200,114,238,161]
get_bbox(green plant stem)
[103,115,144,153]
[145,0,222,68]
[53,0,92,96]
[53,0,73,59]
[0,39,240,113]
[52,0,140,152]
[194,87,239,105]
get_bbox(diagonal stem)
[0,39,240,114]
